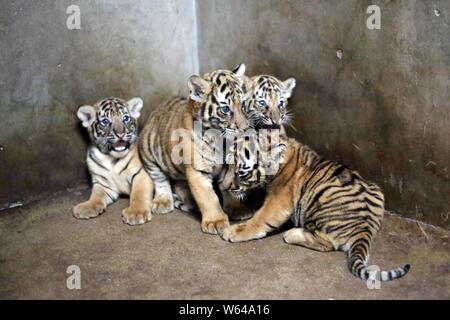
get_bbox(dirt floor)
[0,187,449,299]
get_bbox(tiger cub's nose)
[114,129,125,139]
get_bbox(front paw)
[201,217,230,235]
[151,195,174,215]
[122,207,152,226]
[222,223,265,242]
[73,201,104,220]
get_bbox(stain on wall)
[0,0,198,209]
[197,0,450,227]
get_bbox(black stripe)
[303,160,334,194]
[104,190,117,203]
[93,172,110,184]
[328,219,369,234]
[318,189,364,207]
[349,230,373,243]
[332,163,347,177]
[92,181,116,193]
[364,189,384,202]
[316,198,370,214]
[119,154,135,174]
[265,221,277,230]
[300,158,330,194]
[130,168,143,185]
[304,180,339,213]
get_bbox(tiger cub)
[139,65,250,234]
[221,134,411,282]
[220,74,296,220]
[74,97,154,226]
[243,75,296,131]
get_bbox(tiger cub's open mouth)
[111,141,129,152]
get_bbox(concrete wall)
[197,0,450,227]
[0,0,198,209]
[1,0,449,228]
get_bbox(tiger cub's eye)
[100,118,111,127]
[258,100,267,108]
[220,105,231,114]
[123,115,131,123]
[278,100,285,108]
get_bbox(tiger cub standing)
[222,134,410,282]
[73,97,154,226]
[139,65,250,234]
[220,74,296,220]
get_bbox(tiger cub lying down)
[73,97,154,226]
[221,134,411,282]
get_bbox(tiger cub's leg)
[283,228,335,252]
[122,169,154,226]
[186,166,229,235]
[149,167,174,214]
[172,180,199,214]
[73,184,118,219]
[222,191,293,242]
[221,189,254,221]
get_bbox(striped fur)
[220,75,296,220]
[73,97,154,226]
[222,135,410,282]
[243,75,296,130]
[139,65,250,234]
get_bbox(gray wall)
[1,0,449,228]
[197,0,450,227]
[0,0,198,208]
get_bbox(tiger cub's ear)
[127,97,144,119]
[232,63,246,77]
[188,75,211,102]
[283,78,296,98]
[77,105,96,128]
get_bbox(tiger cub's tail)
[348,239,411,282]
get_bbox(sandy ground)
[0,187,449,299]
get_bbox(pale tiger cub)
[139,65,250,234]
[222,134,411,282]
[73,97,154,226]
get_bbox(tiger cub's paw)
[151,195,174,215]
[73,201,104,220]
[283,228,304,244]
[202,216,230,235]
[222,223,265,242]
[122,207,152,226]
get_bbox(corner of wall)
[192,0,200,74]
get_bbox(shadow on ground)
[0,188,449,299]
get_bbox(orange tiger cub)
[222,134,410,282]
[73,97,154,226]
[139,65,250,234]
